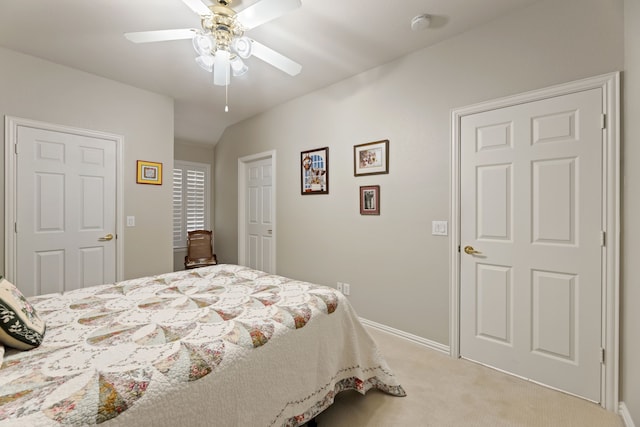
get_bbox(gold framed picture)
[136,160,163,185]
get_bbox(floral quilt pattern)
[0,265,347,425]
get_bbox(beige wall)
[0,47,174,281]
[215,0,623,349]
[173,140,215,271]
[622,0,640,422]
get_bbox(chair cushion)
[0,278,46,350]
[185,258,218,269]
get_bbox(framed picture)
[360,185,380,215]
[136,160,163,185]
[354,139,389,176]
[301,147,329,194]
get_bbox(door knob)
[99,233,114,241]
[464,245,481,255]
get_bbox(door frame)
[449,72,620,411]
[4,116,124,284]
[237,150,276,273]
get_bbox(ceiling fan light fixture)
[231,57,248,76]
[213,50,231,86]
[195,55,214,72]
[193,32,215,56]
[232,36,252,58]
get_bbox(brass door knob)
[464,245,481,255]
[99,233,114,241]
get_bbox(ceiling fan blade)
[124,29,196,43]
[181,0,212,16]
[236,0,301,30]
[250,39,301,76]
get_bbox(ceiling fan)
[125,0,302,89]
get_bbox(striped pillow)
[0,278,45,350]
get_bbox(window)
[173,161,210,248]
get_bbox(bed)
[0,264,405,426]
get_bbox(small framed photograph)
[354,139,389,176]
[301,147,329,194]
[360,185,380,215]
[136,160,163,185]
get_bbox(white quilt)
[0,264,405,426]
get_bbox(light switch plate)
[126,216,135,227]
[432,220,448,236]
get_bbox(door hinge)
[600,114,606,129]
[600,230,606,247]
[14,222,17,233]
[600,347,605,364]
[14,143,18,155]
[458,245,461,253]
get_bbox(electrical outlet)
[342,283,350,296]
[337,282,343,293]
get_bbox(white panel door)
[460,88,603,402]
[245,157,274,273]
[16,126,117,296]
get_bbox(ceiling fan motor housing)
[202,5,244,53]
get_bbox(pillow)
[0,277,45,350]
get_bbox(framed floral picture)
[354,140,389,176]
[301,147,329,195]
[136,160,162,185]
[360,185,380,215]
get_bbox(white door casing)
[5,117,124,296]
[238,151,276,273]
[450,73,620,410]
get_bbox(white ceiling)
[0,0,540,144]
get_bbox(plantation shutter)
[173,161,210,248]
[173,168,184,246]
[186,168,206,231]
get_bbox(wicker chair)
[184,230,218,269]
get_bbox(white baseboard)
[620,402,637,427]
[359,317,450,355]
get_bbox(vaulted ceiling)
[0,0,540,144]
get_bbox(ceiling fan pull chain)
[225,72,229,112]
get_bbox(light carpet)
[313,327,623,427]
